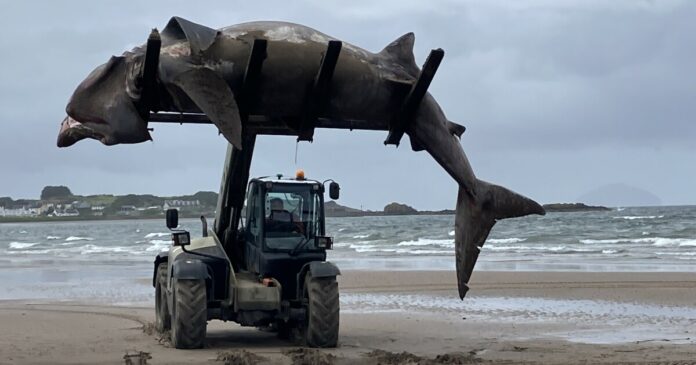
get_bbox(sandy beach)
[1,270,696,364]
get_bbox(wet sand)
[1,270,696,364]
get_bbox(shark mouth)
[56,116,107,147]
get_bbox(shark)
[57,17,545,299]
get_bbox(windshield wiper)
[289,237,311,256]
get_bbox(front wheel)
[171,278,207,349]
[304,273,339,347]
[154,263,170,333]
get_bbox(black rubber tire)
[304,273,340,348]
[154,263,170,333]
[170,278,207,349]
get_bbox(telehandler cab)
[153,171,341,349]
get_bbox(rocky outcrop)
[543,203,610,212]
[324,201,364,217]
[383,202,418,215]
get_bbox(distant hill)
[579,183,662,207]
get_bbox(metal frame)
[144,38,445,255]
[384,48,445,146]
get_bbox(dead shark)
[57,17,545,299]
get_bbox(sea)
[1,205,695,304]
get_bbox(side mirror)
[329,182,340,200]
[166,208,179,229]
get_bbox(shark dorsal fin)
[162,16,219,55]
[380,32,419,77]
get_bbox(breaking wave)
[487,237,527,244]
[65,236,94,242]
[9,242,39,249]
[397,238,454,248]
[144,232,170,238]
[581,237,696,247]
[613,215,664,220]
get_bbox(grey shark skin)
[57,17,545,299]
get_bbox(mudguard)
[152,252,169,287]
[308,261,341,278]
[171,258,210,281]
[297,261,340,299]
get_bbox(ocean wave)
[485,245,565,252]
[8,249,52,255]
[9,242,39,249]
[581,237,696,247]
[397,238,454,248]
[655,251,696,256]
[402,248,449,255]
[46,236,61,240]
[144,232,170,238]
[79,244,130,254]
[354,247,396,253]
[350,244,377,250]
[146,239,171,252]
[581,238,631,244]
[448,230,455,236]
[353,246,451,255]
[613,215,664,220]
[148,239,172,245]
[65,236,94,242]
[484,245,609,254]
[487,237,527,244]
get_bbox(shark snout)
[56,115,106,147]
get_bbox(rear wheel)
[304,273,339,347]
[171,278,207,349]
[154,263,170,332]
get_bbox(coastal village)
[0,186,215,220]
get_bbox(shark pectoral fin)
[409,135,426,152]
[455,181,545,299]
[447,121,466,139]
[172,68,243,149]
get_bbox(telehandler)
[153,171,341,349]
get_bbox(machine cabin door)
[244,182,263,273]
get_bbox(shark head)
[57,54,152,147]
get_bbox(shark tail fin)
[379,33,419,77]
[455,180,545,299]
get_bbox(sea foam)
[614,215,664,220]
[397,238,454,248]
[487,237,527,244]
[9,242,39,249]
[65,236,94,242]
[581,237,696,247]
[144,232,170,238]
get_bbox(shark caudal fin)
[455,180,545,299]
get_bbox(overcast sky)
[1,0,694,209]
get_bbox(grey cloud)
[0,0,694,208]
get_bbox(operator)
[267,198,305,234]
